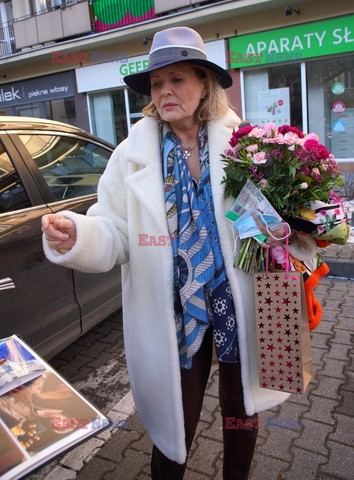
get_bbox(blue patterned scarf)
[161,124,239,369]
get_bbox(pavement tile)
[310,333,332,350]
[340,370,354,392]
[56,354,94,380]
[188,436,223,475]
[282,447,327,479]
[335,315,353,329]
[331,328,352,345]
[75,331,104,347]
[129,431,153,455]
[314,320,335,335]
[75,457,117,480]
[311,346,327,365]
[334,389,354,416]
[339,306,354,318]
[38,465,77,480]
[311,375,343,399]
[60,437,105,471]
[248,452,289,480]
[274,399,309,427]
[86,352,118,369]
[81,341,111,359]
[302,396,339,425]
[200,393,220,423]
[257,426,299,461]
[329,413,354,446]
[317,358,346,379]
[320,441,354,478]
[323,342,352,361]
[201,414,223,441]
[104,450,151,480]
[292,418,333,455]
[91,318,119,336]
[97,428,141,463]
[55,342,91,361]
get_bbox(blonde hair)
[142,64,230,124]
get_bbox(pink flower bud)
[300,182,308,189]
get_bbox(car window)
[18,134,112,201]
[0,141,31,213]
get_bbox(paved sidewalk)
[30,273,353,480]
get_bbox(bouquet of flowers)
[222,122,349,274]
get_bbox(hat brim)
[124,58,233,96]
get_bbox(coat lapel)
[125,118,169,233]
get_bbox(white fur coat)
[43,110,290,464]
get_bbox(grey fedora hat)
[124,27,232,96]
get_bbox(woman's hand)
[251,211,289,249]
[41,214,77,252]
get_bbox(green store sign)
[229,15,354,68]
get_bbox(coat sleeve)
[42,141,130,273]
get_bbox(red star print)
[285,345,293,353]
[270,375,276,382]
[286,361,293,368]
[296,371,302,377]
[279,384,285,390]
[285,329,291,336]
[267,329,274,335]
[277,337,283,343]
[275,307,281,313]
[278,368,284,375]
[269,360,275,367]
[267,343,275,352]
[293,307,299,314]
[261,382,268,388]
[258,322,265,329]
[256,275,262,282]
[274,290,281,296]
[265,282,272,289]
[276,322,282,328]
[296,387,302,393]
[292,290,299,297]
[284,314,291,321]
[259,337,265,343]
[265,297,273,305]
[260,353,266,359]
[295,355,301,362]
[278,353,284,360]
[283,297,291,306]
[293,323,299,330]
[282,281,289,289]
[287,376,294,384]
[261,368,267,374]
[294,339,300,345]
[274,275,280,281]
[258,307,264,313]
[256,290,263,297]
[267,314,273,321]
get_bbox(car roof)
[0,116,115,148]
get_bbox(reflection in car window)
[0,141,31,213]
[18,134,111,201]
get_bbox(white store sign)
[76,40,228,93]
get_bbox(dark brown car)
[0,117,122,358]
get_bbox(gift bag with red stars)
[253,259,313,394]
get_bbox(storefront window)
[243,64,302,129]
[90,91,127,146]
[128,90,149,125]
[307,55,354,159]
[45,98,76,126]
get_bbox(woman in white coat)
[42,27,290,479]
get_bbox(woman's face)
[150,63,206,128]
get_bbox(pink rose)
[253,152,267,164]
[317,225,325,234]
[259,178,269,189]
[300,182,308,189]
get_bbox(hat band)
[148,46,207,69]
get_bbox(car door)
[0,134,81,358]
[12,130,122,337]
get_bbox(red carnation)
[229,125,253,147]
[278,125,304,138]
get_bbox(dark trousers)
[151,327,258,479]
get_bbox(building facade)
[0,0,353,171]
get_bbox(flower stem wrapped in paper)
[222,123,349,328]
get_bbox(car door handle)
[0,278,15,290]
